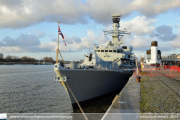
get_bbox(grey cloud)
[0,0,23,8]
[134,0,180,17]
[169,36,180,48]
[1,34,41,46]
[72,36,81,43]
[0,0,88,28]
[0,41,5,46]
[22,46,53,53]
[149,32,155,38]
[62,37,73,44]
[0,33,84,53]
[155,25,177,41]
[54,36,82,44]
[0,0,180,28]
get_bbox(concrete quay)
[101,69,180,120]
[101,74,140,120]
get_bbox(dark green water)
[73,90,121,113]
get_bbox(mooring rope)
[57,49,88,120]
[64,82,88,120]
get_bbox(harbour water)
[0,65,72,113]
[0,65,121,113]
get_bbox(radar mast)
[103,13,130,47]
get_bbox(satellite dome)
[111,13,121,17]
[127,46,133,52]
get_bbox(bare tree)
[6,55,12,62]
[43,57,53,62]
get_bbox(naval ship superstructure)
[54,13,136,105]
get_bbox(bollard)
[136,76,141,83]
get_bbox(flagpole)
[56,21,60,63]
[58,21,60,50]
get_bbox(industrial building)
[161,54,180,65]
[145,41,161,65]
[0,53,3,59]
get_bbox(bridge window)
[117,50,122,53]
[122,46,127,49]
[98,50,100,52]
[105,50,108,52]
[101,50,104,52]
[95,50,98,52]
[113,50,117,52]
[109,50,112,52]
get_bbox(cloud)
[0,46,22,53]
[122,33,172,52]
[120,16,156,35]
[125,35,154,51]
[132,0,180,17]
[0,34,41,46]
[0,0,180,28]
[155,25,177,41]
[0,0,88,28]
[169,36,180,48]
[0,30,108,53]
[0,0,23,9]
[0,34,45,53]
[72,36,81,43]
[0,22,179,55]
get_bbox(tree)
[21,56,37,62]
[48,57,53,62]
[6,55,12,62]
[43,57,53,62]
[21,56,27,62]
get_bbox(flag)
[58,26,64,39]
[58,26,67,46]
[64,42,67,46]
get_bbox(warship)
[54,13,136,105]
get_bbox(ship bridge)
[81,13,135,70]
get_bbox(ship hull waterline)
[55,68,132,105]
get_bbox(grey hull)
[59,69,132,104]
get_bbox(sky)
[0,0,180,61]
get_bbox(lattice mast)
[103,13,131,47]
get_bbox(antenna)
[89,47,90,53]
[93,43,99,45]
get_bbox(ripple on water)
[0,65,73,113]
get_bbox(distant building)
[145,41,161,65]
[0,53,3,59]
[161,54,180,65]
[177,54,180,58]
